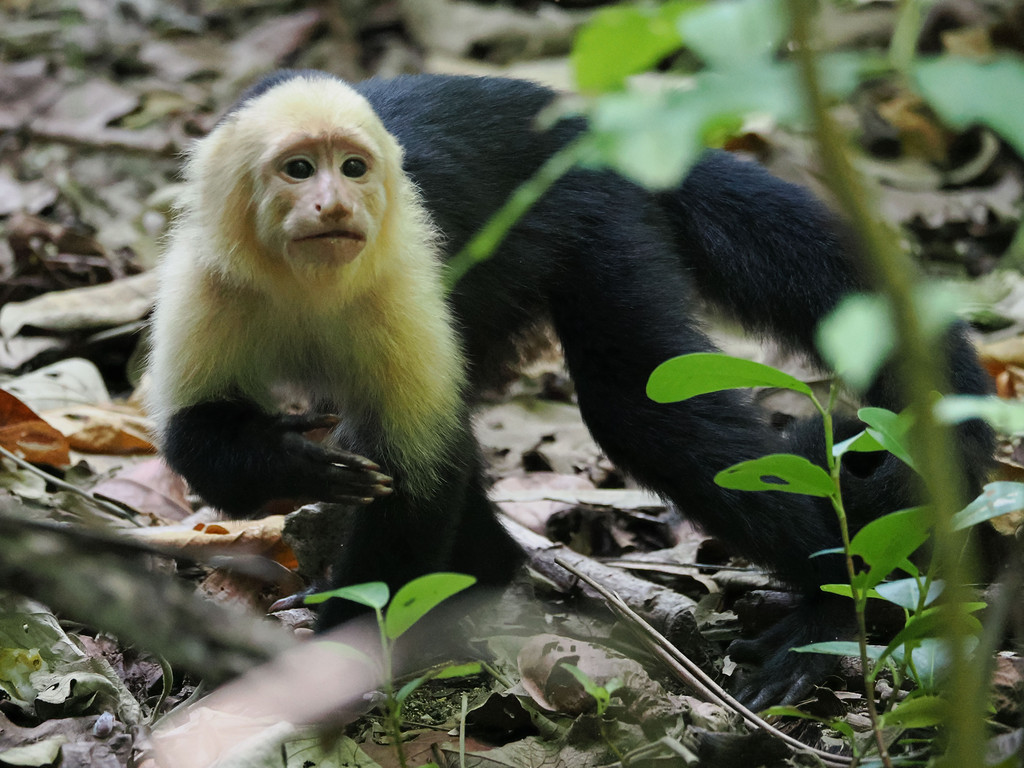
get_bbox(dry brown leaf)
[517,633,645,714]
[0,389,70,467]
[67,424,153,454]
[124,515,297,569]
[43,403,154,455]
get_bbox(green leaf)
[677,0,787,70]
[810,546,846,558]
[582,89,708,190]
[875,578,943,610]
[894,638,955,690]
[647,352,814,403]
[571,2,694,92]
[953,481,1024,530]
[384,573,477,640]
[875,605,983,673]
[761,705,817,719]
[583,54,866,190]
[562,664,609,714]
[305,581,389,610]
[858,407,916,470]
[821,583,883,601]
[914,55,1024,159]
[793,641,886,660]
[435,662,484,680]
[818,287,960,393]
[832,428,885,460]
[715,454,835,497]
[879,694,948,729]
[935,394,1024,432]
[849,506,931,587]
[817,294,895,393]
[395,674,427,706]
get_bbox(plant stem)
[787,2,986,764]
[444,139,590,288]
[376,607,407,768]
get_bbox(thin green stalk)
[818,381,883,759]
[376,607,407,768]
[787,2,985,764]
[809,384,879,721]
[444,139,590,288]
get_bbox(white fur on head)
[175,74,417,307]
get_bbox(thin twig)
[0,444,143,524]
[554,557,852,768]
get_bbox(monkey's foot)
[728,597,856,711]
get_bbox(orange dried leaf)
[0,390,70,466]
[67,423,156,454]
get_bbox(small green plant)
[561,664,626,765]
[646,346,1018,765]
[305,573,477,768]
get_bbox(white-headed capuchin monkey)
[147,70,993,708]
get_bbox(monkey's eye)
[282,158,315,180]
[342,157,368,178]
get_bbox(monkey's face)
[256,133,387,275]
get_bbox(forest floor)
[1,1,1023,766]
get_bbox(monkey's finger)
[282,432,383,472]
[325,465,393,494]
[325,482,393,505]
[320,446,384,472]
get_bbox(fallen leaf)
[91,459,189,522]
[0,389,69,467]
[124,515,297,569]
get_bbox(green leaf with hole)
[384,573,476,640]
[715,454,835,497]
[647,352,814,403]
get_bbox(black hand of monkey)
[273,413,393,505]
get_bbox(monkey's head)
[179,73,416,303]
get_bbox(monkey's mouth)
[294,230,365,243]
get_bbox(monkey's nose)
[316,200,350,219]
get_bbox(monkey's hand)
[274,413,394,505]
[163,400,392,516]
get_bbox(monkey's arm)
[148,257,392,517]
[163,400,392,516]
